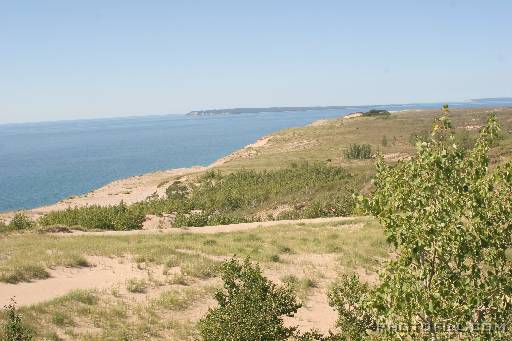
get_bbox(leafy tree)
[329,274,375,339]
[198,258,301,341]
[332,113,512,339]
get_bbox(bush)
[162,163,358,227]
[198,258,301,341]
[174,210,250,228]
[344,144,373,160]
[165,180,189,200]
[362,109,390,117]
[7,213,33,230]
[336,113,512,339]
[38,202,145,230]
[39,163,360,230]
[1,299,33,340]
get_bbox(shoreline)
[0,135,274,221]
[3,105,509,221]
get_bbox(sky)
[0,0,511,124]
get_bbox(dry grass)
[0,219,387,339]
[217,107,512,172]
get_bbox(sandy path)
[61,216,363,237]
[0,216,362,308]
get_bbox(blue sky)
[0,0,511,123]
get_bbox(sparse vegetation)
[126,278,147,293]
[281,275,317,300]
[381,135,388,147]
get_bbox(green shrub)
[183,163,353,212]
[328,274,375,339]
[174,210,250,228]
[38,163,359,230]
[165,181,189,200]
[1,299,33,341]
[198,258,301,341]
[362,109,390,117]
[344,144,372,160]
[8,213,33,230]
[38,202,145,230]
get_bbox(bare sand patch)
[266,253,342,334]
[142,214,175,230]
[344,112,363,119]
[0,256,153,307]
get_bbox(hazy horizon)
[1,96,510,126]
[1,1,511,124]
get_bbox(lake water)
[1,99,510,212]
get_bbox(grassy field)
[218,107,512,172]
[0,218,388,339]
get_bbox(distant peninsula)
[187,97,512,116]
[186,106,352,116]
[471,97,512,103]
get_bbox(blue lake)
[1,99,510,212]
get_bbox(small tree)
[332,113,512,339]
[198,258,301,341]
[2,299,33,341]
